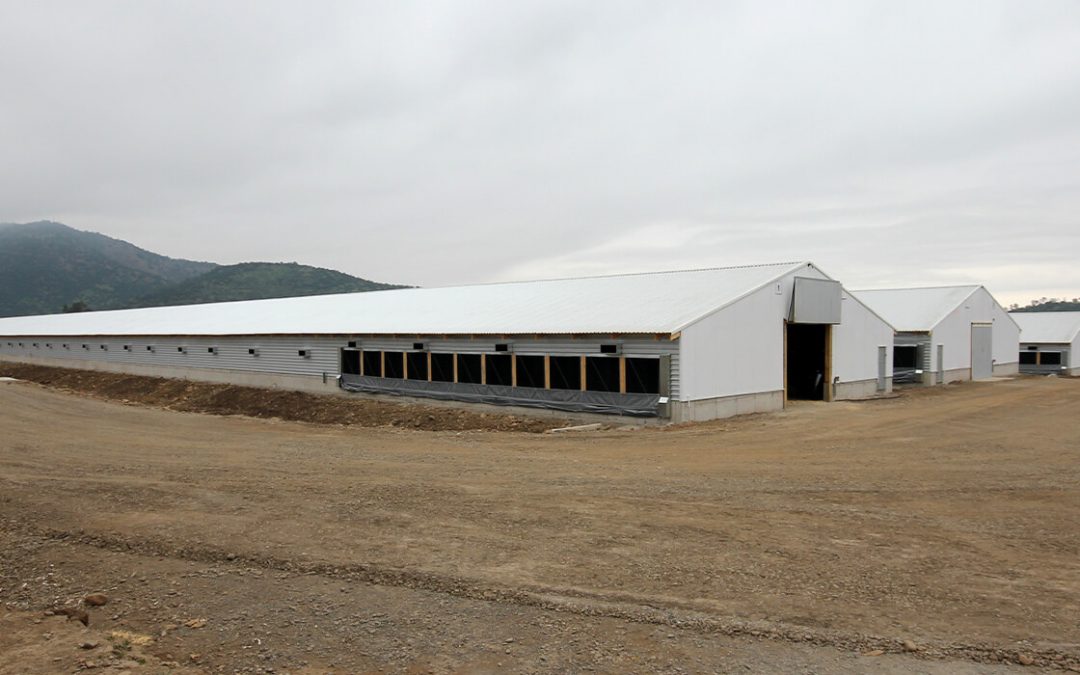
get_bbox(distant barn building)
[0,262,895,422]
[1011,311,1080,376]
[850,285,1019,384]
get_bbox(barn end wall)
[930,288,1019,376]
[831,290,895,396]
[678,268,808,402]
[679,265,894,405]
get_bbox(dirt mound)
[0,362,574,433]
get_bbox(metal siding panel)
[790,277,842,324]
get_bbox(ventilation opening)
[626,357,660,394]
[341,349,361,375]
[1019,351,1037,365]
[494,343,510,352]
[146,346,154,352]
[248,348,258,356]
[550,356,581,390]
[585,357,620,392]
[298,349,310,358]
[383,351,404,379]
[208,347,217,355]
[1042,352,1062,365]
[515,355,545,388]
[894,345,917,368]
[457,354,482,384]
[362,350,381,376]
[600,343,619,354]
[431,353,454,382]
[407,352,428,380]
[347,341,357,348]
[486,353,512,386]
[786,323,828,401]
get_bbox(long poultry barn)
[1010,311,1080,376]
[0,262,895,423]
[850,285,1020,384]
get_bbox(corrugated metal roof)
[1011,311,1080,344]
[849,285,981,332]
[0,261,810,337]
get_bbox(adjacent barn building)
[850,285,1019,384]
[0,261,895,422]
[1011,311,1080,376]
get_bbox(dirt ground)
[0,363,577,433]
[1,370,1079,673]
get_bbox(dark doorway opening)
[515,355,545,388]
[383,351,404,379]
[893,346,917,369]
[486,354,512,386]
[626,357,660,394]
[406,352,428,380]
[457,354,482,384]
[362,350,382,377]
[550,356,581,390]
[341,349,360,375]
[585,357,620,392]
[786,323,828,401]
[431,353,454,382]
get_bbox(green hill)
[1010,298,1080,312]
[0,221,405,317]
[0,221,215,316]
[133,262,402,307]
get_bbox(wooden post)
[511,354,517,387]
[481,354,487,385]
[380,351,385,378]
[580,355,587,391]
[782,321,787,406]
[544,355,551,389]
[402,351,409,380]
[824,325,833,402]
[359,350,364,376]
[619,356,627,394]
[427,352,433,382]
[453,353,459,383]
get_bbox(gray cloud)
[1,0,1078,305]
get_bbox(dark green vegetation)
[1010,298,1080,312]
[134,261,401,308]
[0,221,404,317]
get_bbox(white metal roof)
[1010,311,1080,344]
[848,285,981,332]
[0,261,812,337]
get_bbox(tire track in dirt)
[5,519,1074,671]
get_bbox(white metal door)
[971,323,993,380]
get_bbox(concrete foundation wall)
[834,377,891,400]
[921,366,970,385]
[0,353,342,394]
[993,362,1019,376]
[669,390,784,423]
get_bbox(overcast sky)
[2,1,1078,305]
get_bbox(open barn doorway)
[786,323,830,401]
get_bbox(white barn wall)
[831,290,894,398]
[678,277,789,403]
[929,288,1019,381]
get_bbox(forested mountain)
[0,221,403,317]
